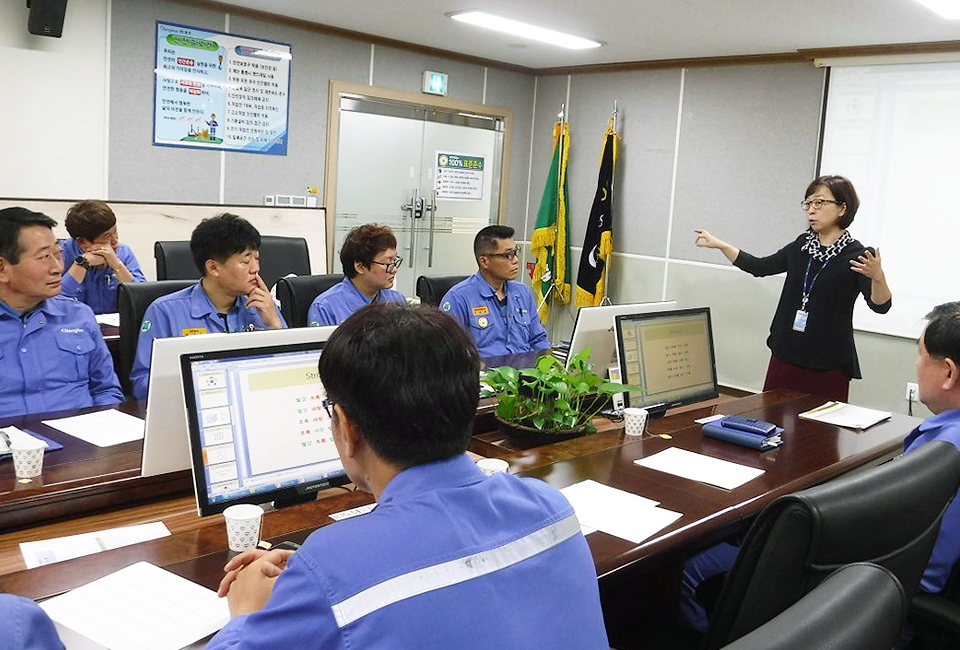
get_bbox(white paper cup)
[476,458,509,476]
[623,407,649,437]
[11,438,45,479]
[223,504,264,552]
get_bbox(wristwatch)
[74,254,91,270]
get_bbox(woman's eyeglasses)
[801,198,843,211]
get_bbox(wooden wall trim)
[798,40,960,60]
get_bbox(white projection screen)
[820,62,960,339]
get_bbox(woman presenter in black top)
[694,175,892,402]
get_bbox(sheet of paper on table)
[635,447,765,490]
[42,409,145,447]
[95,312,121,327]
[20,522,170,569]
[39,561,230,650]
[798,401,892,430]
[560,479,682,544]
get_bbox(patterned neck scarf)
[801,228,852,263]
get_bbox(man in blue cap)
[130,214,285,400]
[440,225,549,358]
[0,207,122,417]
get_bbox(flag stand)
[598,101,618,306]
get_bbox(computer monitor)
[566,301,677,372]
[614,307,719,416]
[181,339,349,516]
[141,326,337,477]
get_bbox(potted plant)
[480,348,641,447]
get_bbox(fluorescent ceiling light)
[449,11,602,49]
[913,0,960,19]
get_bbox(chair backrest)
[258,235,311,289]
[703,440,960,650]
[416,274,469,307]
[275,274,343,328]
[154,241,199,281]
[719,563,905,650]
[117,280,195,395]
[155,237,310,289]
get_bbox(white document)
[20,522,170,569]
[39,561,230,650]
[329,502,377,521]
[635,447,765,490]
[798,401,892,430]
[42,409,145,447]
[0,426,49,453]
[560,480,682,544]
[695,414,726,425]
[94,312,121,327]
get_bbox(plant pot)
[494,414,588,449]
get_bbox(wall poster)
[154,22,291,155]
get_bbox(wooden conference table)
[0,389,918,602]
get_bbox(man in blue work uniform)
[59,200,145,314]
[130,214,285,400]
[680,301,960,636]
[440,224,550,358]
[207,303,607,649]
[0,594,63,650]
[0,207,123,417]
[308,223,405,326]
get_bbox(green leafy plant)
[481,348,641,434]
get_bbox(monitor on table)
[141,326,337,478]
[181,339,348,516]
[566,301,677,372]
[614,307,719,417]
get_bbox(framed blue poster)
[154,21,291,155]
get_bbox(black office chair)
[117,280,195,396]
[910,556,960,649]
[701,441,960,650]
[155,236,310,289]
[275,274,343,328]
[154,241,199,281]
[258,235,311,290]
[719,563,906,650]
[416,274,469,307]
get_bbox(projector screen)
[819,62,960,339]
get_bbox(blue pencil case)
[702,419,783,451]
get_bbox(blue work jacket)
[440,272,550,357]
[130,282,286,400]
[0,296,122,418]
[307,278,405,326]
[59,239,145,314]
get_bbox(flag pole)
[600,101,617,306]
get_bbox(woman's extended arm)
[694,229,740,263]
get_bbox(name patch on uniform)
[472,306,489,316]
[181,328,207,336]
[59,327,84,334]
[477,317,489,329]
[441,301,451,312]
[141,320,151,332]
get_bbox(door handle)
[400,188,419,267]
[427,189,437,267]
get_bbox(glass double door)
[334,97,504,297]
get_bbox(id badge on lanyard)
[794,257,829,333]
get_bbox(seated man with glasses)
[440,225,549,358]
[207,302,608,649]
[308,224,406,326]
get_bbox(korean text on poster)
[154,22,291,155]
[435,152,485,201]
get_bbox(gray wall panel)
[109,0,225,202]
[671,63,825,263]
[372,46,485,103]
[485,67,535,231]
[567,70,682,258]
[224,18,369,206]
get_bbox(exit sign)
[422,71,448,96]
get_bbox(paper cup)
[623,407,649,437]
[223,504,264,552]
[11,438,45,479]
[476,458,509,476]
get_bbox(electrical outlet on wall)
[906,382,919,401]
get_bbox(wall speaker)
[27,0,68,38]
